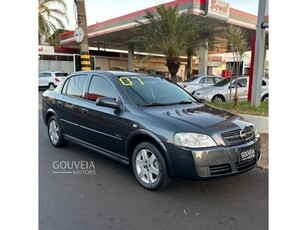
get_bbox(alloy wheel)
[49,120,59,145]
[135,149,160,185]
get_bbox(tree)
[133,4,204,82]
[38,0,68,45]
[224,25,248,107]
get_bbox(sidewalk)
[258,133,269,170]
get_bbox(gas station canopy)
[60,0,265,54]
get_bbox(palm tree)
[133,4,204,82]
[224,25,248,107]
[38,0,68,45]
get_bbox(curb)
[256,165,269,170]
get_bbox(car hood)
[141,103,252,134]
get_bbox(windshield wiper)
[141,103,172,107]
[141,101,193,107]
[175,101,193,104]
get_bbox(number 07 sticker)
[119,77,144,86]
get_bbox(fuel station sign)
[205,0,230,21]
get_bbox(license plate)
[239,148,255,162]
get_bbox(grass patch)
[207,101,268,117]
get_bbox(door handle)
[57,101,63,107]
[81,108,88,116]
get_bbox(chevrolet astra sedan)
[42,71,261,190]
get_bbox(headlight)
[195,91,211,96]
[174,133,217,148]
[202,91,211,95]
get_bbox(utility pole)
[251,0,267,106]
[75,0,91,71]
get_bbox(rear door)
[55,74,89,140]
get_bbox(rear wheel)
[212,95,225,102]
[132,142,171,191]
[47,116,68,147]
[49,83,56,89]
[262,94,268,102]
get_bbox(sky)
[65,0,259,30]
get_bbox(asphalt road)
[39,91,268,230]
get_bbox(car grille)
[209,164,231,175]
[221,126,255,146]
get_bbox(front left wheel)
[47,116,68,147]
[132,142,171,191]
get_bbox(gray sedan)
[177,76,223,94]
[193,76,269,102]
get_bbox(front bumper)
[165,136,261,180]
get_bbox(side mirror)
[229,84,235,89]
[96,97,120,110]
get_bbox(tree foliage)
[133,4,208,81]
[224,25,248,107]
[38,0,68,45]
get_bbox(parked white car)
[193,76,269,102]
[177,76,223,94]
[38,71,68,89]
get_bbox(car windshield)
[55,73,68,77]
[182,77,198,82]
[213,77,231,87]
[118,75,197,106]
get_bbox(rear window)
[183,77,198,82]
[55,73,68,77]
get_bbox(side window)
[65,75,88,98]
[237,78,247,87]
[200,77,214,84]
[199,78,205,83]
[39,73,45,78]
[45,73,52,77]
[87,75,117,102]
[262,80,266,86]
[215,77,222,83]
[206,77,214,84]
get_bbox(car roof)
[39,71,67,73]
[73,70,149,77]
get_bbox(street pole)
[75,0,91,71]
[251,0,267,106]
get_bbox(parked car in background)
[177,76,223,94]
[39,71,68,90]
[42,70,261,190]
[193,76,269,102]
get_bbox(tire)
[49,83,56,89]
[132,142,171,191]
[261,94,268,102]
[212,95,225,102]
[47,116,68,147]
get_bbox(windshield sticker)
[119,77,144,86]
